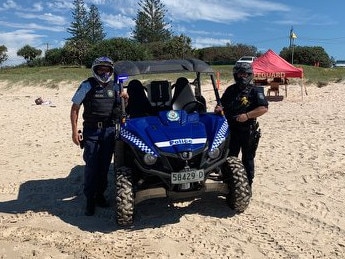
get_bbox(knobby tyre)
[115,166,134,226]
[222,156,252,212]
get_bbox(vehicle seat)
[147,80,172,113]
[171,77,197,110]
[126,79,152,117]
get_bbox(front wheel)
[222,156,252,213]
[115,166,134,226]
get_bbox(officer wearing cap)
[215,62,268,187]
[70,56,128,216]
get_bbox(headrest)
[149,80,171,103]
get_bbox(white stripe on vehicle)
[155,138,207,148]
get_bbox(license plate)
[171,169,204,184]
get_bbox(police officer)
[215,62,268,186]
[70,57,128,216]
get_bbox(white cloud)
[32,2,44,12]
[1,0,18,10]
[192,36,232,49]
[1,0,45,12]
[163,0,289,23]
[0,29,46,46]
[0,29,48,66]
[46,1,74,10]
[102,13,135,30]
[0,20,65,32]
[89,0,107,4]
[106,0,138,17]
[15,12,67,25]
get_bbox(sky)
[1,0,345,66]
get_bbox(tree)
[45,48,67,65]
[84,38,151,67]
[67,0,88,42]
[0,45,8,65]
[87,4,106,44]
[164,34,192,59]
[132,0,171,43]
[64,39,90,66]
[146,34,193,60]
[195,44,258,65]
[280,46,332,67]
[66,0,89,65]
[17,45,42,63]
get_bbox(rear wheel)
[115,166,134,226]
[222,156,252,212]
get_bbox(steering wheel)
[182,100,206,113]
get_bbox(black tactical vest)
[224,85,253,115]
[222,84,256,129]
[82,77,120,123]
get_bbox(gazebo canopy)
[252,49,303,79]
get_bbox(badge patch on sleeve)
[107,90,114,97]
[258,92,265,100]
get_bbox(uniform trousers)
[228,127,255,185]
[82,126,115,199]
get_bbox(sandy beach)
[0,79,345,258]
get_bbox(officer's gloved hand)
[214,105,223,114]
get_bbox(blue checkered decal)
[120,128,158,156]
[210,119,229,151]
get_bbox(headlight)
[208,148,220,159]
[143,153,157,165]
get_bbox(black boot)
[85,198,95,216]
[95,193,109,208]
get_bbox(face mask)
[234,73,253,87]
[98,72,111,81]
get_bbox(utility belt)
[83,120,116,129]
[229,118,256,131]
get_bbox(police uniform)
[220,83,268,185]
[72,77,121,202]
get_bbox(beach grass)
[0,64,344,88]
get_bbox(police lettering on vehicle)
[155,137,206,148]
[170,138,193,145]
